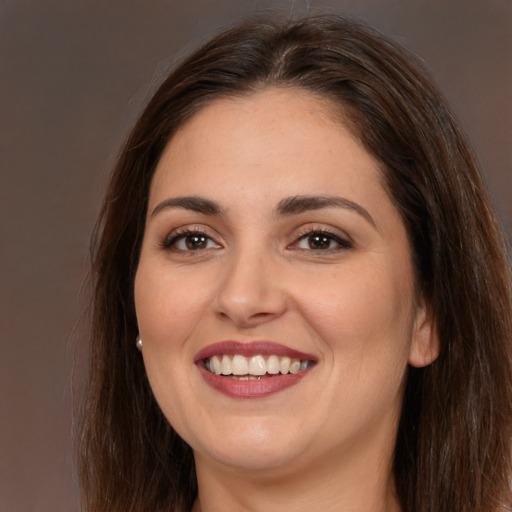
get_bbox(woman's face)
[134,88,436,476]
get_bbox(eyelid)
[288,224,353,251]
[294,223,352,242]
[161,225,222,250]
[159,223,352,253]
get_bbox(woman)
[78,14,512,512]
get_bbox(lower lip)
[197,364,311,399]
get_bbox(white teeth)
[279,357,291,374]
[205,354,313,377]
[211,355,222,375]
[220,354,232,375]
[231,375,265,381]
[231,354,249,375]
[267,355,280,374]
[249,355,266,375]
[289,359,301,374]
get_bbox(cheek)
[134,264,213,434]
[299,261,415,427]
[134,264,209,398]
[134,263,214,349]
[295,259,415,368]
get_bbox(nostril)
[215,309,274,326]
[213,261,287,326]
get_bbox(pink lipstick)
[195,341,316,399]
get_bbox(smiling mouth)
[195,341,317,398]
[204,354,315,379]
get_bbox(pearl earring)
[136,337,143,351]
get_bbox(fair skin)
[134,88,438,512]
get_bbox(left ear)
[408,299,440,368]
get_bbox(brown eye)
[164,230,221,251]
[308,234,333,250]
[184,235,209,250]
[293,230,352,251]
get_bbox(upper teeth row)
[206,354,309,376]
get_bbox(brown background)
[1,1,510,510]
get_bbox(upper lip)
[193,341,317,363]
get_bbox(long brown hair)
[78,14,512,512]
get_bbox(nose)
[213,249,287,328]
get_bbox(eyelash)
[162,227,219,252]
[162,226,352,253]
[291,228,353,252]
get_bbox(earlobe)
[408,301,440,368]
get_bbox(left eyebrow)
[276,195,376,229]
[150,196,225,218]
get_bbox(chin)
[187,419,309,472]
[199,443,303,473]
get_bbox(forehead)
[149,88,384,203]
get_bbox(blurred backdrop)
[1,1,510,510]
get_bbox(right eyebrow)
[276,195,377,229]
[150,196,225,218]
